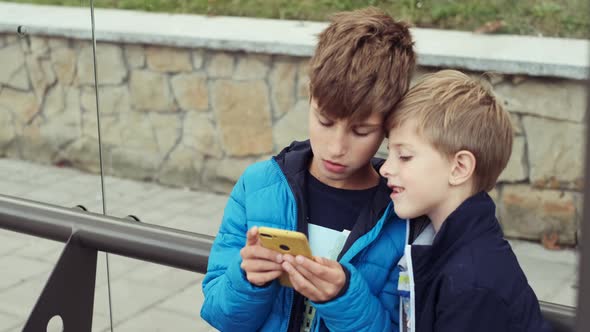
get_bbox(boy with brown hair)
[380,69,552,331]
[201,7,416,332]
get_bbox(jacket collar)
[433,191,500,251]
[272,140,392,256]
[273,140,387,182]
[273,140,313,178]
[411,191,503,281]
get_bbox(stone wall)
[0,33,586,245]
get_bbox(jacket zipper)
[271,159,302,332]
[311,204,394,332]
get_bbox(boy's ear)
[449,150,476,186]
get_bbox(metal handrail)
[0,194,213,273]
[0,193,577,331]
[540,301,576,332]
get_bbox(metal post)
[23,235,97,332]
[575,75,590,332]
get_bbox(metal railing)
[0,194,213,331]
[0,193,577,331]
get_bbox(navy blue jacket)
[409,192,552,332]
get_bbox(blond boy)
[380,70,552,332]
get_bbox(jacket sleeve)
[311,260,401,332]
[200,174,280,331]
[434,288,510,332]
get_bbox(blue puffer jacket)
[200,141,407,332]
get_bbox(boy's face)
[379,120,454,223]
[308,98,385,189]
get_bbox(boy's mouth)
[392,186,405,194]
[323,159,347,174]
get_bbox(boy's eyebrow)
[387,142,412,149]
[316,109,332,118]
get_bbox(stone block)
[192,49,204,70]
[51,47,76,85]
[269,60,297,118]
[129,70,175,112]
[500,185,578,245]
[183,112,223,158]
[58,137,101,173]
[0,111,15,151]
[273,99,309,151]
[43,84,65,117]
[495,79,587,122]
[26,55,56,98]
[106,147,162,181]
[150,112,182,154]
[296,59,309,99]
[170,73,209,111]
[77,43,127,85]
[234,54,271,80]
[158,145,204,188]
[81,85,131,115]
[8,66,29,90]
[0,44,25,89]
[499,136,528,182]
[201,157,255,194]
[118,111,160,152]
[47,37,69,50]
[124,44,146,69]
[146,46,192,73]
[510,113,523,135]
[29,36,48,56]
[207,53,234,78]
[0,88,39,127]
[212,80,273,156]
[522,116,584,190]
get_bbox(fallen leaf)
[541,231,561,250]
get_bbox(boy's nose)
[379,158,394,177]
[379,163,387,177]
[328,132,348,157]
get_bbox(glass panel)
[0,1,113,331]
[92,1,227,329]
[1,2,582,331]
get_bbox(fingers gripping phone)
[258,227,313,287]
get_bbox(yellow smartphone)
[257,226,313,287]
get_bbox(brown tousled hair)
[386,70,514,192]
[309,7,416,123]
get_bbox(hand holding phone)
[258,227,346,301]
[239,226,284,287]
[257,227,313,287]
[281,254,347,302]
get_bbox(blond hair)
[386,70,513,192]
[309,7,416,123]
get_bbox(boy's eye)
[317,116,333,127]
[399,156,412,162]
[353,129,371,136]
